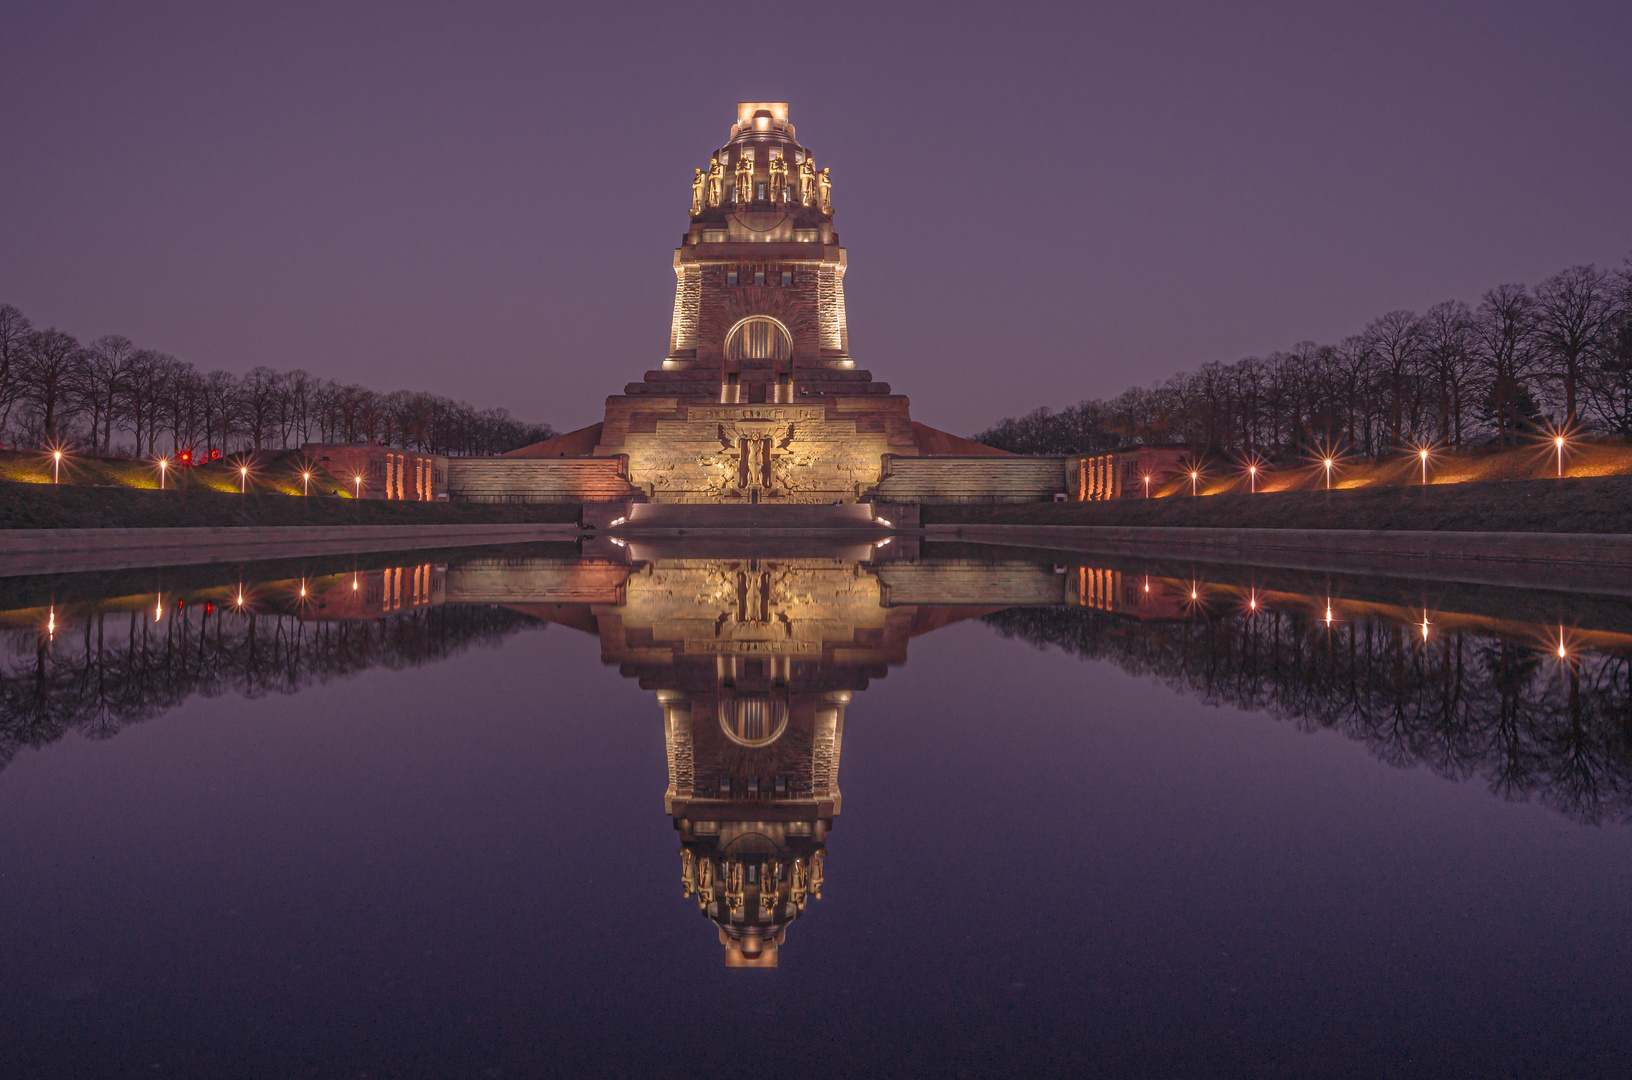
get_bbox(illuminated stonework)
[503,101,1012,504]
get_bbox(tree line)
[0,302,555,459]
[974,262,1632,458]
[985,603,1632,825]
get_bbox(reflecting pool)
[3,541,1630,1077]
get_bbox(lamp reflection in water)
[12,544,1632,963]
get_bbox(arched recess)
[724,316,793,362]
[719,696,790,748]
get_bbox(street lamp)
[1323,457,1334,489]
[1190,469,1199,496]
[1554,434,1565,477]
[239,465,249,493]
[158,458,168,490]
[1142,474,1150,498]
[354,475,364,499]
[52,450,62,484]
[1418,447,1429,485]
[302,470,311,496]
[1248,464,1257,493]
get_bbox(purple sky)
[2,1,1628,435]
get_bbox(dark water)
[2,544,1629,1078]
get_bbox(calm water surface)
[1,544,1629,1078]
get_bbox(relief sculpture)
[692,421,822,500]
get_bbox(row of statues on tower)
[692,153,832,216]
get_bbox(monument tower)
[503,102,1013,505]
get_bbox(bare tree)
[1474,284,1538,446]
[239,366,283,450]
[1363,310,1424,448]
[18,328,83,444]
[1533,265,1615,427]
[118,350,168,458]
[1418,300,1479,447]
[0,304,34,444]
[75,335,135,454]
[202,370,242,458]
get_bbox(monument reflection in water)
[5,543,1632,965]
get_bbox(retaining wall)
[445,457,636,503]
[0,523,581,577]
[872,455,1068,504]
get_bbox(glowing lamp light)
[1554,434,1566,476]
[354,475,364,498]
[1323,458,1334,489]
[302,471,311,496]
[52,449,63,484]
[239,465,249,493]
[1248,464,1257,494]
[158,458,168,490]
[1142,475,1151,498]
[1190,470,1199,496]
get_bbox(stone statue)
[817,167,832,215]
[798,157,816,207]
[690,167,706,216]
[734,154,754,206]
[706,156,724,207]
[768,155,787,204]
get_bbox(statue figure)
[798,157,816,207]
[706,155,724,207]
[768,155,787,204]
[734,153,755,206]
[690,167,706,216]
[816,167,832,215]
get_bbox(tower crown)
[671,102,847,370]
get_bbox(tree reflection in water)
[0,603,542,773]
[984,604,1632,824]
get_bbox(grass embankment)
[1157,439,1632,497]
[925,474,1632,534]
[0,447,353,496]
[0,482,582,530]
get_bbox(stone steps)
[620,502,881,530]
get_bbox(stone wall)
[444,457,636,503]
[871,455,1069,504]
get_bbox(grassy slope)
[1143,438,1632,497]
[0,482,581,529]
[923,474,1632,534]
[0,447,353,496]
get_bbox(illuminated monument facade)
[334,102,1179,505]
[494,102,1057,507]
